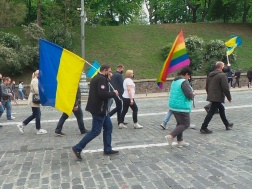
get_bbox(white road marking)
[1,105,251,126]
[82,143,169,154]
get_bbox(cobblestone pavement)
[0,90,251,189]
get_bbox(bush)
[203,39,236,71]
[22,22,45,46]
[0,31,21,49]
[0,45,21,76]
[47,21,74,51]
[185,36,204,71]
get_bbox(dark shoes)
[200,128,213,134]
[226,123,233,130]
[72,147,82,160]
[55,131,65,136]
[0,125,3,128]
[104,150,119,156]
[81,129,89,134]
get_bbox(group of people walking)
[0,61,249,160]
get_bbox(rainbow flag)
[39,39,85,116]
[157,30,190,89]
[86,60,100,78]
[225,36,242,55]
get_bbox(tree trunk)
[37,0,42,27]
[242,1,250,23]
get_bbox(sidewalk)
[11,86,251,106]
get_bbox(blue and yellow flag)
[225,36,242,55]
[39,39,85,116]
[86,60,100,78]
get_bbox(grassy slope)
[75,23,252,79]
[1,23,252,80]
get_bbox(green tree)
[0,0,26,27]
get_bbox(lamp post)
[80,0,86,58]
[79,0,89,96]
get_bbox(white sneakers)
[118,123,143,129]
[37,129,47,135]
[118,123,127,129]
[17,123,47,135]
[165,135,173,147]
[172,141,190,147]
[17,124,25,134]
[11,116,15,119]
[133,123,143,129]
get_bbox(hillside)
[76,23,252,79]
[1,23,252,80]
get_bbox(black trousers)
[201,102,229,129]
[119,97,138,124]
[170,112,190,142]
[109,96,122,124]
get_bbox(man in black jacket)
[200,61,233,134]
[55,87,89,136]
[233,69,241,88]
[72,64,119,160]
[109,64,124,125]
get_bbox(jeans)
[23,107,41,130]
[109,96,122,124]
[18,89,25,100]
[201,102,229,129]
[0,104,4,118]
[162,110,173,126]
[119,97,138,124]
[55,104,86,133]
[170,112,190,142]
[1,100,12,120]
[74,114,113,153]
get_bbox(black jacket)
[206,70,231,103]
[110,71,124,97]
[86,73,116,115]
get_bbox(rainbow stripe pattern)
[157,30,190,89]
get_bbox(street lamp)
[78,1,89,96]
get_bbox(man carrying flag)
[72,64,120,160]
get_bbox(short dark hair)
[117,64,124,68]
[179,67,193,76]
[100,64,111,72]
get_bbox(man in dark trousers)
[247,67,252,88]
[233,69,241,88]
[72,64,119,160]
[109,64,124,125]
[55,87,89,136]
[200,61,233,134]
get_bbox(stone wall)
[19,73,249,97]
[133,73,248,94]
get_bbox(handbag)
[32,94,40,104]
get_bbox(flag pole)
[85,60,120,99]
[226,52,231,66]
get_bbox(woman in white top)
[118,70,143,129]
[16,70,47,135]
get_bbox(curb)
[11,87,251,106]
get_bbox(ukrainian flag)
[87,60,100,78]
[39,39,85,116]
[225,36,242,55]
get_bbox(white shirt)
[122,78,135,98]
